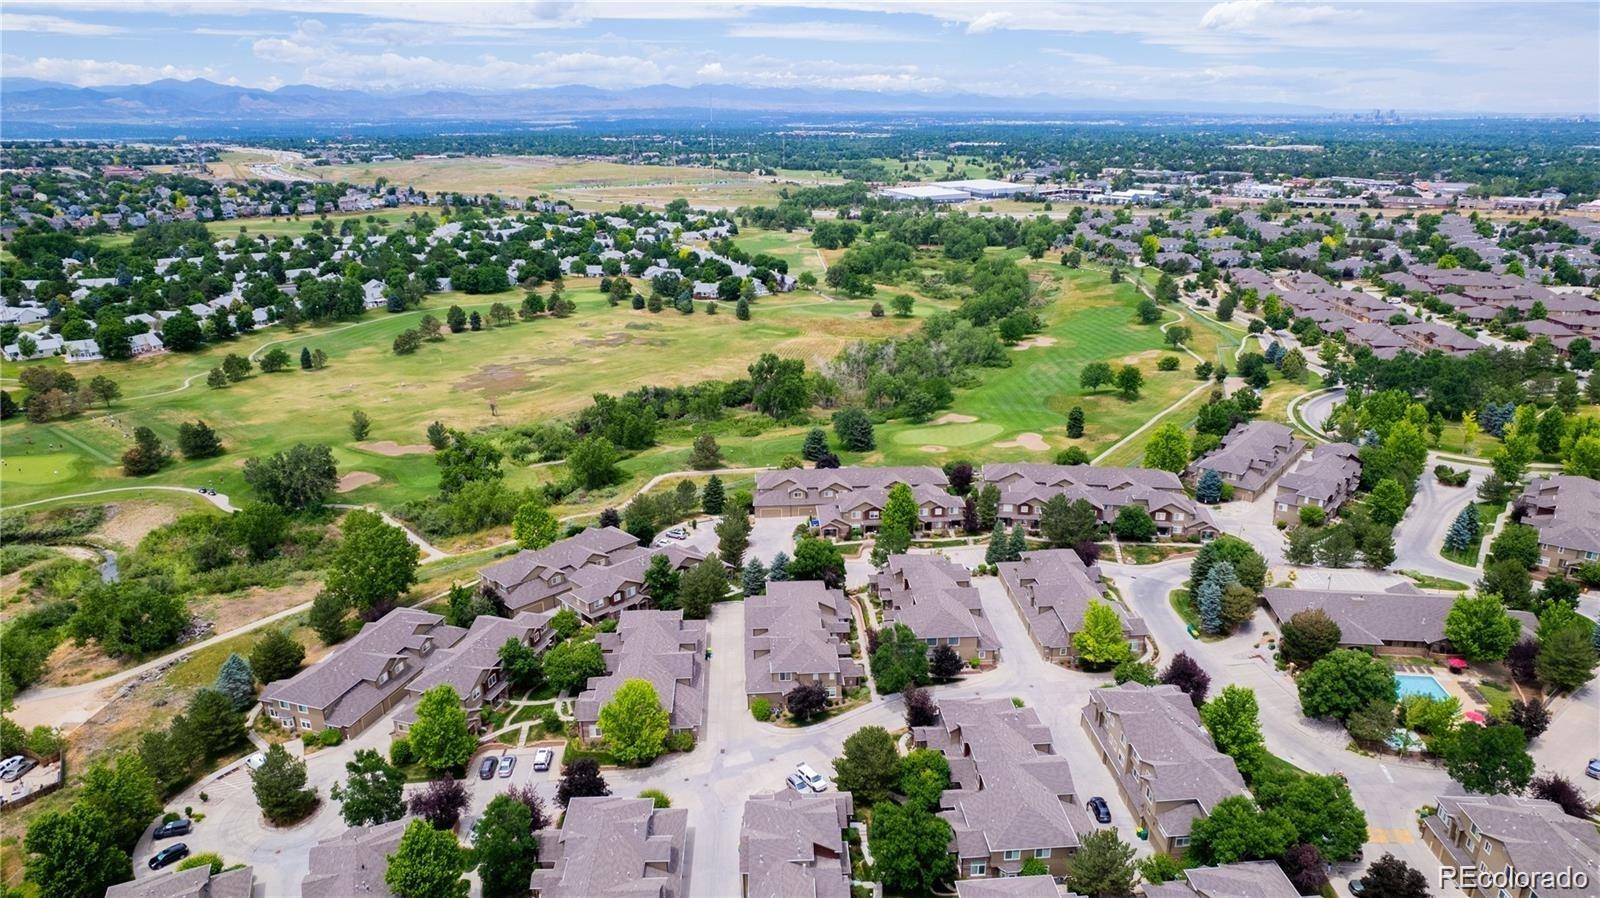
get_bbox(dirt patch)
[529,357,575,366]
[337,471,380,493]
[192,580,320,634]
[574,333,631,348]
[35,640,124,688]
[995,432,1050,451]
[919,445,949,453]
[453,364,532,397]
[361,440,434,457]
[1013,336,1059,350]
[91,500,184,550]
[933,413,977,425]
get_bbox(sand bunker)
[919,445,948,453]
[337,472,380,492]
[933,413,977,425]
[1013,336,1059,350]
[362,440,433,457]
[995,433,1049,451]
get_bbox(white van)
[795,763,828,792]
[0,756,25,779]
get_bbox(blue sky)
[2,1,1596,113]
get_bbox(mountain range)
[0,77,1336,135]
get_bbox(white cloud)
[252,37,319,64]
[0,13,123,35]
[965,11,1012,34]
[1,54,215,86]
[289,49,667,91]
[725,20,926,42]
[697,62,725,77]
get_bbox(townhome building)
[574,610,706,743]
[1272,442,1361,524]
[1186,422,1307,502]
[745,581,864,713]
[913,698,1091,880]
[259,609,460,738]
[477,526,707,622]
[1263,585,1534,656]
[754,466,961,535]
[1081,683,1248,856]
[1144,862,1300,898]
[532,796,689,898]
[1421,794,1600,898]
[391,610,556,734]
[1513,475,1600,574]
[108,866,256,898]
[998,549,1148,665]
[872,554,1001,665]
[982,464,1217,539]
[740,790,854,898]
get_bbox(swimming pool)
[1395,673,1449,701]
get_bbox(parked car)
[245,752,267,770]
[1,759,37,783]
[664,527,688,540]
[795,763,828,792]
[786,772,809,793]
[1087,796,1112,824]
[478,756,498,780]
[148,844,189,870]
[498,755,516,778]
[0,756,25,780]
[153,819,192,840]
[532,748,554,772]
[1349,878,1367,896]
[1587,758,1600,779]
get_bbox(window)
[297,704,308,713]
[1033,848,1051,859]
[925,638,938,647]
[278,700,289,709]
[822,489,835,498]
[852,511,862,520]
[1173,836,1190,848]
[791,489,805,499]
[300,719,311,729]
[1002,849,1021,861]
[869,510,880,519]
[550,573,564,585]
[1019,504,1031,514]
[969,862,988,877]
[946,637,960,646]
[1000,503,1013,513]
[779,672,793,681]
[469,688,481,700]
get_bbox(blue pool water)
[1395,673,1449,701]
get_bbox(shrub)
[750,698,773,722]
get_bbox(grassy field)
[0,278,919,512]
[308,156,838,211]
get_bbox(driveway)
[1392,454,1488,584]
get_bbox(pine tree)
[801,428,830,461]
[767,551,790,581]
[1196,468,1223,504]
[1066,406,1085,438]
[213,653,256,710]
[1444,504,1479,553]
[736,297,751,320]
[1196,578,1225,634]
[741,558,768,597]
[1007,524,1027,562]
[299,346,313,370]
[701,475,725,515]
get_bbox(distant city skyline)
[1,1,1597,114]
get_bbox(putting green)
[890,421,1003,447]
[1,452,80,485]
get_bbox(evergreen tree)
[1443,504,1479,553]
[735,297,750,320]
[250,628,305,683]
[767,551,790,581]
[1196,468,1224,504]
[1196,577,1225,634]
[212,653,256,709]
[802,428,830,461]
[701,475,725,514]
[985,529,1004,565]
[1007,523,1027,561]
[1066,405,1085,438]
[741,558,768,597]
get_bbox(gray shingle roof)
[1263,586,1535,649]
[1145,861,1300,898]
[745,581,862,698]
[302,819,407,898]
[739,790,854,898]
[999,549,1144,651]
[913,698,1087,859]
[1188,422,1305,494]
[531,796,688,898]
[1517,475,1600,555]
[106,867,254,898]
[575,610,707,732]
[1433,794,1600,898]
[873,555,1000,651]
